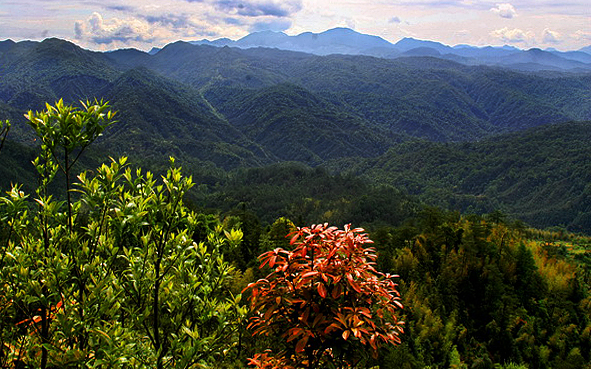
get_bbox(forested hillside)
[0,72,590,367]
[372,209,591,369]
[2,37,591,232]
[335,121,591,232]
[2,38,591,150]
[4,120,588,233]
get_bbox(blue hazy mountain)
[393,37,454,54]
[0,39,16,53]
[190,28,591,72]
[547,50,591,64]
[192,28,398,56]
[498,48,591,71]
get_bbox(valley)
[1,35,591,232]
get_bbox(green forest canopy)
[0,101,589,368]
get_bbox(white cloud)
[490,27,534,44]
[454,29,471,39]
[4,0,589,50]
[210,0,302,17]
[394,0,480,8]
[249,18,292,32]
[490,3,517,19]
[74,12,155,46]
[69,0,304,48]
[542,28,561,44]
[344,18,356,30]
[572,30,591,41]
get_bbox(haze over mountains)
[187,27,591,72]
[1,30,591,231]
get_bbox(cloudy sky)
[1,0,590,51]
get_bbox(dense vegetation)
[334,121,591,233]
[2,38,591,231]
[2,38,591,153]
[6,119,591,233]
[373,209,590,369]
[1,101,589,368]
[0,102,246,368]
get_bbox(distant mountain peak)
[252,30,287,36]
[182,28,591,71]
[191,27,397,57]
[394,37,452,54]
[38,37,78,51]
[238,30,289,46]
[160,40,195,52]
[322,27,362,35]
[0,39,16,52]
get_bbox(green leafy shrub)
[0,100,245,368]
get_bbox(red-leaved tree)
[245,223,404,368]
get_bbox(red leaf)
[242,282,256,294]
[342,330,351,340]
[295,335,309,353]
[312,313,325,328]
[376,308,384,318]
[15,318,30,326]
[358,307,372,319]
[317,283,327,298]
[246,357,261,367]
[346,273,362,293]
[324,323,338,336]
[263,306,276,321]
[334,312,348,327]
[327,247,338,260]
[287,328,303,342]
[370,335,378,350]
[300,307,310,323]
[331,283,342,299]
[301,271,318,279]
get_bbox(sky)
[1,0,590,51]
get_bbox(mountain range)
[1,34,591,231]
[186,27,591,72]
[3,36,591,160]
